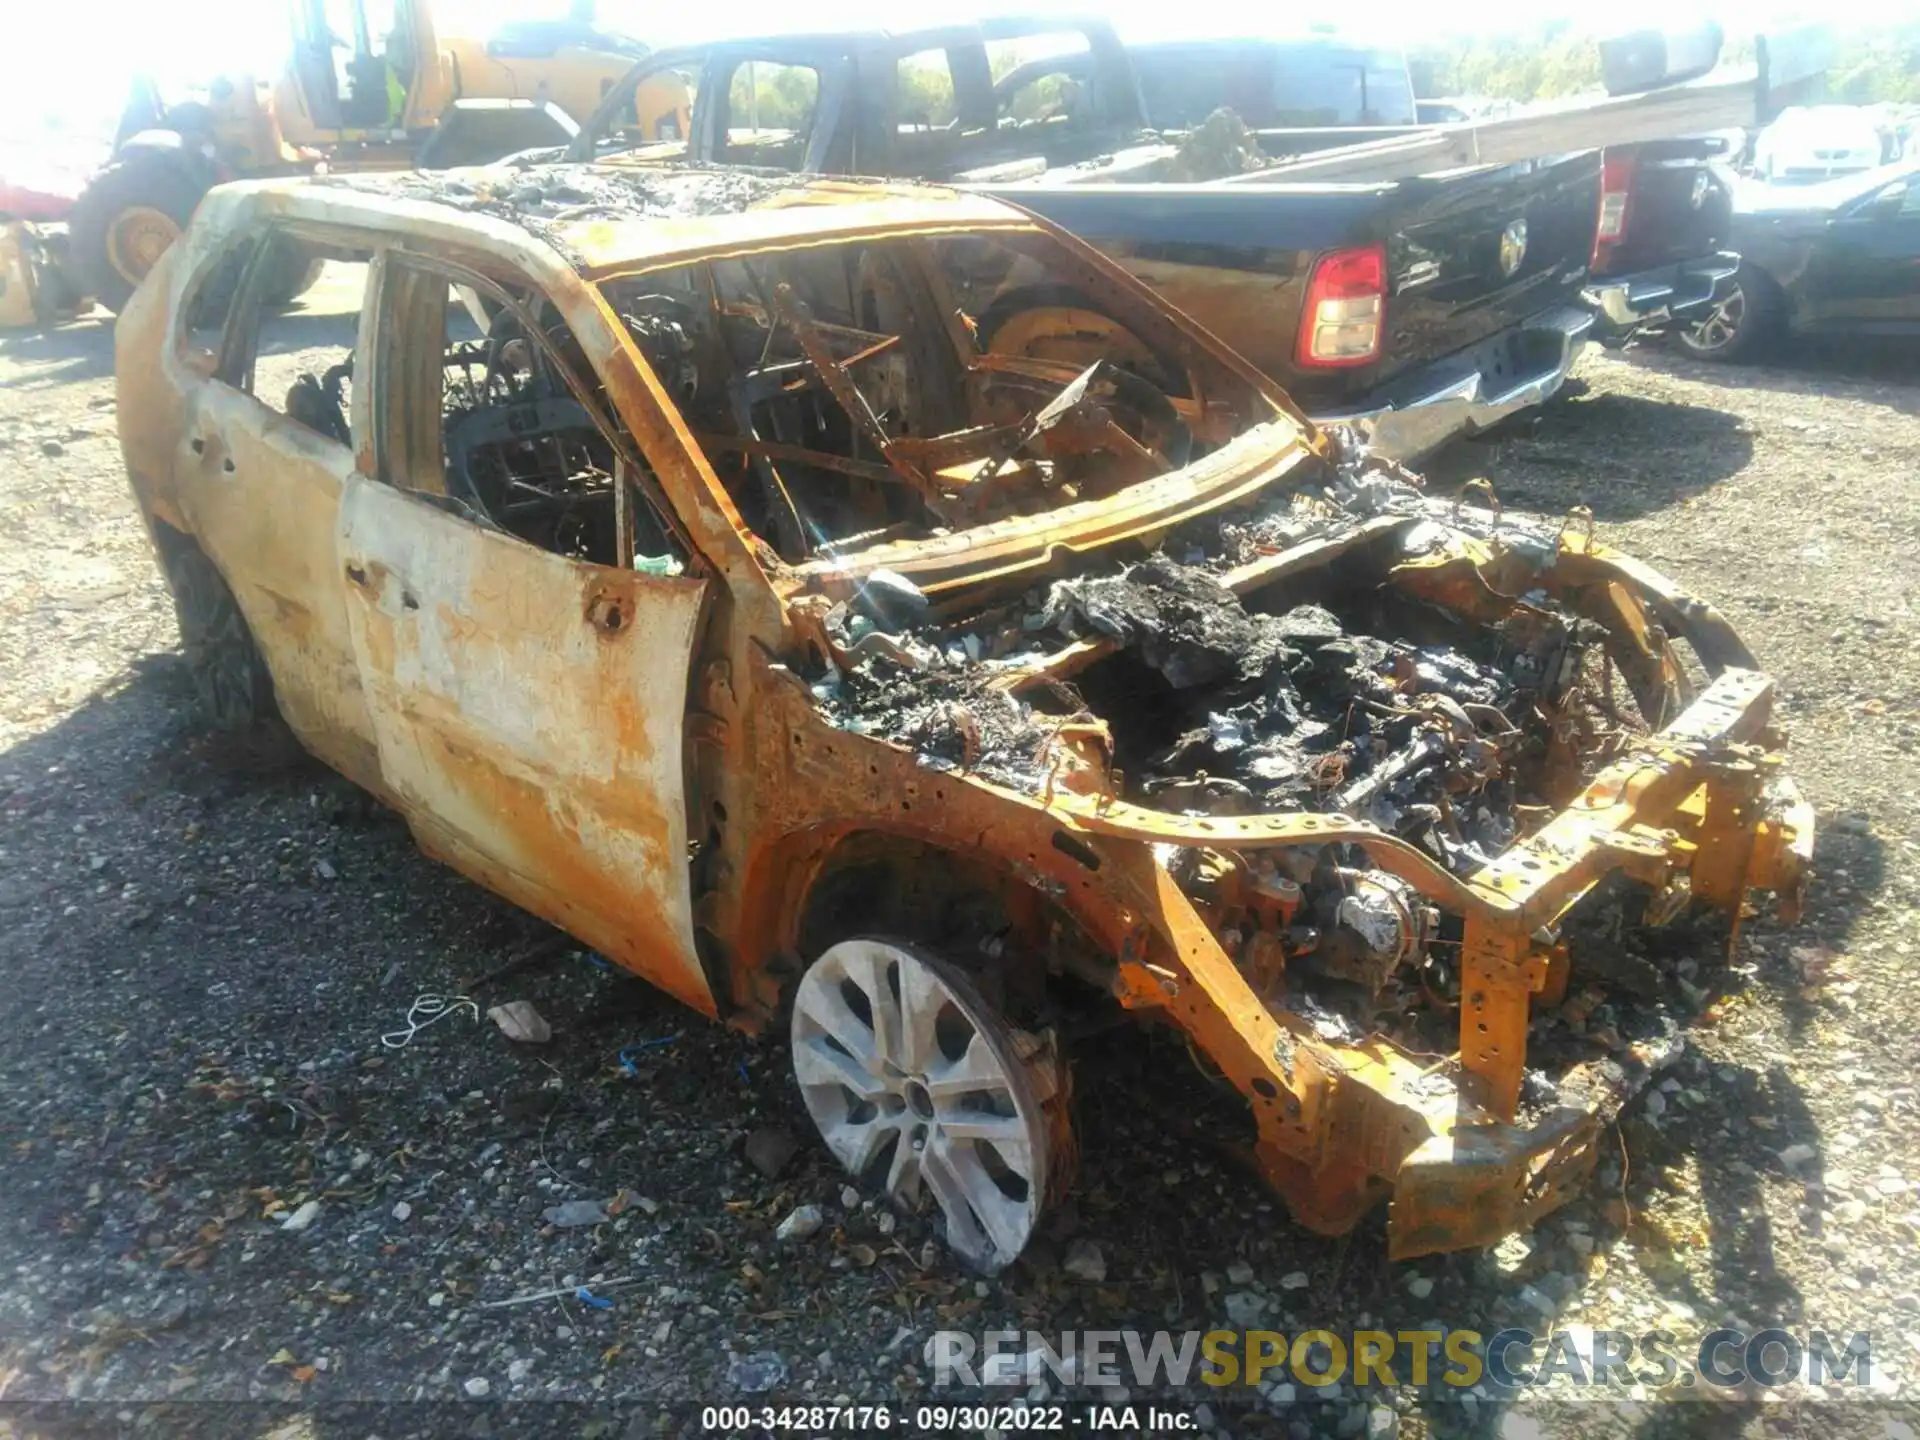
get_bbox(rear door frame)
[336,246,716,1014]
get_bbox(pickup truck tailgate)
[1377,152,1600,393]
[991,152,1603,414]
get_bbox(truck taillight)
[1593,152,1637,260]
[1295,243,1386,368]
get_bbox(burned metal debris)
[812,643,1064,795]
[816,457,1588,865]
[807,453,1630,1039]
[317,165,795,264]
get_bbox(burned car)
[115,165,1811,1273]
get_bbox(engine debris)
[807,445,1662,1039]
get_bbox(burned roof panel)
[306,164,1027,274]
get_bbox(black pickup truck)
[564,21,1734,459]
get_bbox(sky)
[0,0,1906,140]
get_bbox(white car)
[1755,106,1892,185]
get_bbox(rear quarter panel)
[114,248,195,538]
[118,202,383,789]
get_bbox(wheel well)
[145,513,199,575]
[1740,262,1789,326]
[974,283,1190,398]
[793,831,1115,1029]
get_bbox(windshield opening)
[598,228,1280,566]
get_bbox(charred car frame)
[115,165,1811,1272]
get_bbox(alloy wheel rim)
[791,938,1048,1273]
[1682,287,1746,354]
[107,206,183,286]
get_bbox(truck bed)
[988,152,1601,410]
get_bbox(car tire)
[262,248,327,308]
[789,935,1068,1274]
[1672,266,1777,363]
[68,153,214,315]
[166,545,278,735]
[975,284,1188,395]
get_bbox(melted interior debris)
[806,444,1654,1052]
[812,450,1592,869]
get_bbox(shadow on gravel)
[0,650,1884,1420]
[1584,823,1885,1335]
[256,308,362,357]
[0,317,115,390]
[1424,385,1755,521]
[1625,334,1920,413]
[1751,822,1888,1046]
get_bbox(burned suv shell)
[115,164,1811,1271]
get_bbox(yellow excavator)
[57,0,690,313]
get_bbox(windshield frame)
[592,218,1316,590]
[569,43,716,162]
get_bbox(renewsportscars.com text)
[928,1328,1875,1393]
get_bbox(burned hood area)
[809,448,1715,1081]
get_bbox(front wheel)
[790,937,1065,1274]
[1673,267,1776,362]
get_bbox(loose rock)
[280,1201,322,1233]
[745,1127,800,1178]
[542,1200,608,1228]
[776,1204,825,1242]
[488,999,552,1043]
[1062,1238,1107,1283]
[728,1351,788,1394]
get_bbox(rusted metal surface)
[338,477,714,1014]
[117,166,1813,1267]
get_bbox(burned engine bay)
[802,449,1733,1091]
[420,201,1783,1116]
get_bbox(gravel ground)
[2,313,1918,1440]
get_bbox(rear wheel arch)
[975,282,1190,396]
[1673,260,1784,362]
[149,520,279,736]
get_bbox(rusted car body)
[115,164,1811,1269]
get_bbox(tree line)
[1409,22,1920,106]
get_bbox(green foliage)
[1409,27,1601,102]
[897,59,957,128]
[988,41,1081,123]
[1411,23,1920,106]
[893,44,1080,130]
[726,63,819,131]
[1828,25,1920,105]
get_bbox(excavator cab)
[286,0,419,135]
[55,0,688,316]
